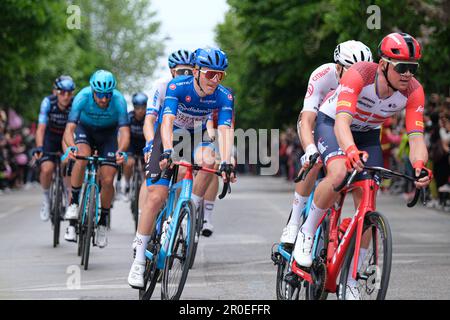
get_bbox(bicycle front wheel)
[189,202,203,269]
[338,211,392,300]
[82,187,96,270]
[52,176,63,248]
[161,201,195,300]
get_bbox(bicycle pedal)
[284,271,301,287]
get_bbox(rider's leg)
[294,157,347,266]
[191,145,216,211]
[123,155,135,193]
[39,159,55,221]
[98,164,118,225]
[69,143,91,205]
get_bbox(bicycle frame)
[145,163,194,270]
[79,157,105,226]
[291,178,379,293]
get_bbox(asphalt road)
[1,175,450,300]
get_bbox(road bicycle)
[139,160,230,300]
[273,158,427,300]
[62,149,127,270]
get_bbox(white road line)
[0,206,24,219]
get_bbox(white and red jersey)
[302,63,339,113]
[146,77,171,119]
[319,61,425,136]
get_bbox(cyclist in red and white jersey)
[280,40,373,244]
[294,33,432,292]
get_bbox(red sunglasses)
[199,69,226,81]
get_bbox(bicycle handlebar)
[333,165,429,208]
[151,160,231,200]
[294,152,320,183]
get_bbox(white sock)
[301,200,326,235]
[43,188,50,202]
[347,248,368,285]
[133,233,150,264]
[203,200,215,222]
[288,192,309,226]
[191,194,202,212]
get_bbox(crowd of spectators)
[277,93,450,212]
[0,108,38,193]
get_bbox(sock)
[98,207,110,226]
[191,194,202,212]
[203,200,215,223]
[133,232,151,264]
[71,186,81,205]
[347,248,368,285]
[43,188,50,202]
[288,192,309,226]
[301,200,326,235]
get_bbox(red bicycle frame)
[291,177,379,293]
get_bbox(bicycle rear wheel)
[132,171,142,232]
[338,211,392,300]
[161,201,195,300]
[82,187,96,270]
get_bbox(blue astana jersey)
[160,76,234,131]
[68,87,129,129]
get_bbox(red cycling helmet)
[378,32,421,61]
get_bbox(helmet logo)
[388,34,402,45]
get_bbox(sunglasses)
[383,58,419,75]
[57,90,74,96]
[94,91,113,99]
[173,68,193,76]
[134,104,146,109]
[199,69,226,81]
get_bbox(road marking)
[0,206,24,219]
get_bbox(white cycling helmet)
[334,40,373,68]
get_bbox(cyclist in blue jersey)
[34,75,75,222]
[128,47,236,288]
[62,70,130,247]
[120,92,148,197]
[137,49,195,217]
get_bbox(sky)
[150,0,230,78]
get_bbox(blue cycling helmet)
[89,70,117,93]
[168,49,195,68]
[194,47,228,71]
[132,92,148,106]
[54,75,75,91]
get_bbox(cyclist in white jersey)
[280,40,373,244]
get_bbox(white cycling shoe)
[64,203,79,220]
[96,225,108,248]
[128,260,146,289]
[280,224,299,244]
[201,220,214,237]
[64,226,77,242]
[40,199,50,222]
[292,229,314,268]
[345,281,361,300]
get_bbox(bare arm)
[63,122,77,147]
[299,111,317,150]
[143,115,157,142]
[35,124,46,148]
[118,126,130,152]
[161,114,175,151]
[335,113,356,152]
[218,125,234,164]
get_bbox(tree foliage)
[216,0,450,129]
[0,0,163,121]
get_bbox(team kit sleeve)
[217,92,234,127]
[404,84,425,137]
[146,81,163,117]
[302,64,334,113]
[67,91,87,124]
[162,80,180,116]
[335,68,365,118]
[38,97,51,125]
[117,94,130,127]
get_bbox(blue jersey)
[38,95,72,135]
[161,76,234,131]
[68,87,129,129]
